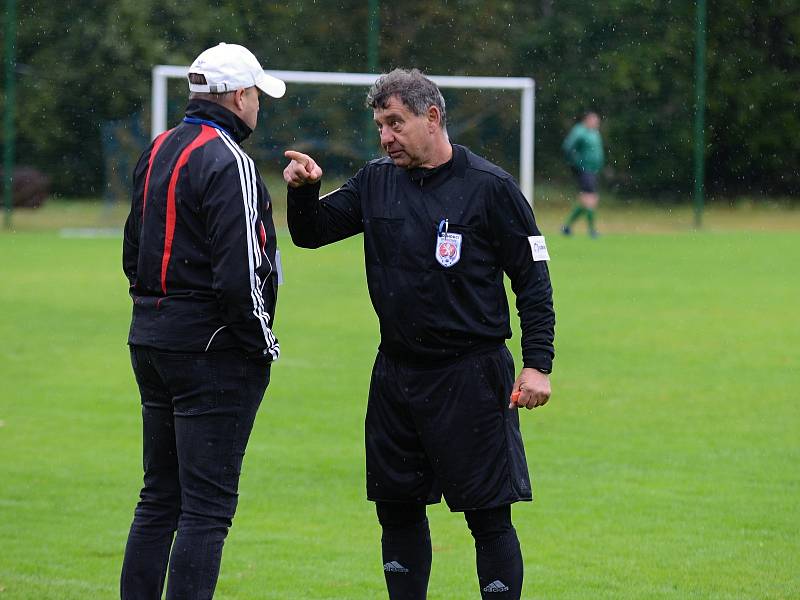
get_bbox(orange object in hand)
[510,390,521,406]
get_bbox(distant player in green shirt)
[561,112,604,238]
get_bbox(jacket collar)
[184,100,253,144]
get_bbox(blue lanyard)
[182,117,232,138]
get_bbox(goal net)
[151,67,536,203]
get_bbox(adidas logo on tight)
[383,561,409,573]
[483,580,510,592]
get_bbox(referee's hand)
[284,150,323,188]
[510,368,551,410]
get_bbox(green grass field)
[1,202,798,599]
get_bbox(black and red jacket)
[123,100,280,359]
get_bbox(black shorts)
[365,346,532,511]
[575,169,598,193]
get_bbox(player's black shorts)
[575,169,598,193]
[365,345,532,512]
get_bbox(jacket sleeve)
[489,178,555,372]
[122,151,150,287]
[203,159,279,357]
[286,173,364,248]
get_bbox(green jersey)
[562,123,604,174]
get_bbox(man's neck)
[419,138,453,169]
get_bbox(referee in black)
[284,68,554,600]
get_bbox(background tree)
[2,0,798,199]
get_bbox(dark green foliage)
[2,0,798,198]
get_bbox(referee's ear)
[427,105,443,132]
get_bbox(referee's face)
[374,95,436,169]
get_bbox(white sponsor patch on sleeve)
[528,235,550,262]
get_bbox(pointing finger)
[284,150,310,167]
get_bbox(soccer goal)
[151,67,536,203]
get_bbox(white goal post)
[152,66,536,202]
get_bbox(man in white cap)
[120,43,285,599]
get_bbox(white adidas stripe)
[214,129,279,359]
[214,130,261,312]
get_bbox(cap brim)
[255,72,286,98]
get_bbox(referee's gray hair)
[366,68,447,130]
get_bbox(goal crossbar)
[152,66,535,202]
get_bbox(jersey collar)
[407,144,467,187]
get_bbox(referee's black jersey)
[287,144,554,372]
[123,100,280,359]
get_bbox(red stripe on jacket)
[259,221,267,254]
[161,126,218,294]
[142,129,172,217]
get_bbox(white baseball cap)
[188,43,286,99]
